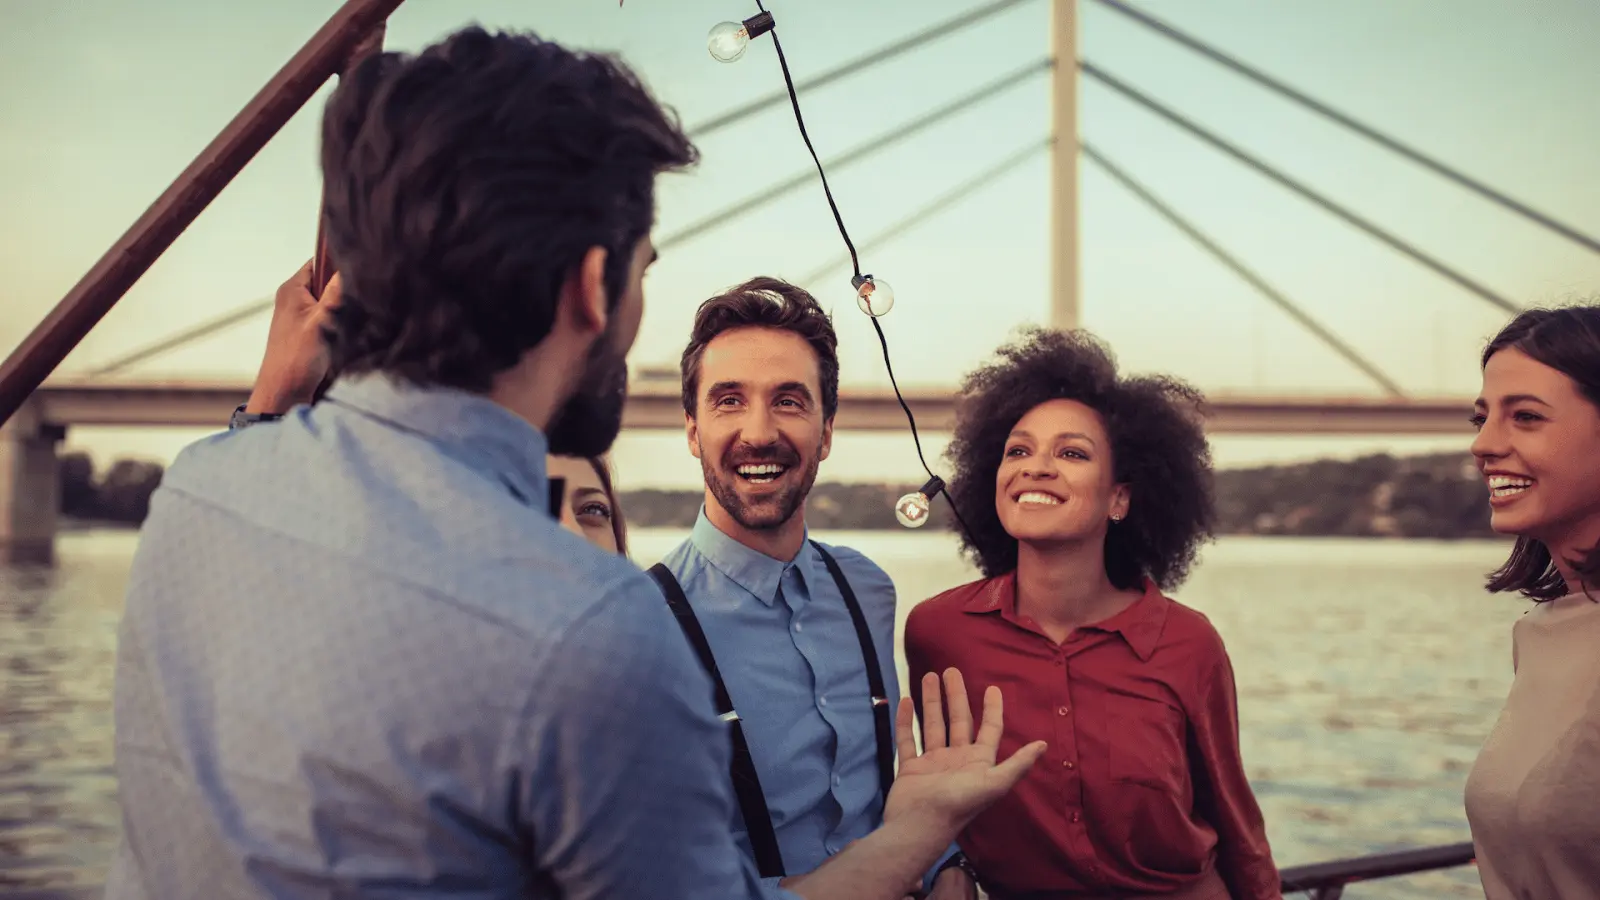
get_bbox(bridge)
[27,378,1477,434]
[4,0,1595,580]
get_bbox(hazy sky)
[4,0,1598,486]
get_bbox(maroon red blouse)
[904,574,1280,899]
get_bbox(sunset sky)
[3,0,1597,487]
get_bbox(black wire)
[1081,141,1408,398]
[1081,59,1521,315]
[755,0,861,277]
[690,0,1039,139]
[1088,0,1600,258]
[754,0,976,541]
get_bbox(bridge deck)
[30,379,1476,436]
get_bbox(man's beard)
[545,334,628,459]
[701,437,823,532]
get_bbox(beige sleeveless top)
[1464,593,1600,899]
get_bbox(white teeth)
[737,463,787,484]
[1016,491,1061,506]
[1487,475,1533,497]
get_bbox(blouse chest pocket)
[1106,695,1189,795]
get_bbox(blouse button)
[1071,812,1081,823]
[1056,706,1070,716]
[1062,760,1075,769]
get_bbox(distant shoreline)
[59,449,1499,540]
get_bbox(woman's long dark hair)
[585,455,629,557]
[1481,305,1600,600]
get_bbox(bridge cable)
[1081,141,1408,398]
[795,135,1053,290]
[1081,59,1521,314]
[83,7,1040,376]
[1087,0,1600,257]
[660,57,1050,252]
[89,297,273,377]
[689,0,1040,139]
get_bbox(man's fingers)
[943,669,973,747]
[895,697,918,762]
[319,272,345,309]
[276,260,316,307]
[920,672,946,750]
[990,739,1048,788]
[974,684,1005,749]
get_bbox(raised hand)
[884,668,1046,835]
[246,262,343,414]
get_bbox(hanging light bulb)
[894,476,945,529]
[707,11,776,63]
[852,273,895,317]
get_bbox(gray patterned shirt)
[104,373,773,899]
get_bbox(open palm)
[884,668,1046,831]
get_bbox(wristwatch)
[935,851,979,885]
[228,403,284,431]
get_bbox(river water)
[1,528,1521,898]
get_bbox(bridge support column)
[0,399,65,566]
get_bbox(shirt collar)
[688,506,815,606]
[963,571,1170,661]
[324,373,549,511]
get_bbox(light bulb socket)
[918,475,945,499]
[742,11,776,39]
[851,273,873,290]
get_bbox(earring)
[1110,513,1124,523]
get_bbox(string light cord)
[748,0,976,539]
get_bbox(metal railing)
[1279,841,1476,899]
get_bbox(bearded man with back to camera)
[102,27,1041,900]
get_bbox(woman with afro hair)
[904,328,1279,900]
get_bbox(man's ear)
[560,246,610,335]
[685,410,702,460]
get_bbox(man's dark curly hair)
[945,328,1215,590]
[318,27,697,391]
[679,277,840,421]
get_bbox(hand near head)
[245,261,343,415]
[886,668,1046,835]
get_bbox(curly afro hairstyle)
[945,328,1215,590]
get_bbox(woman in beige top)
[1464,304,1600,899]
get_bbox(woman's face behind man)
[546,455,620,555]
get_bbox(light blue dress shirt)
[659,511,956,898]
[104,374,777,900]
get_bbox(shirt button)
[1071,812,1081,823]
[794,622,803,632]
[832,774,842,786]
[819,696,828,707]
[1057,706,1070,716]
[1062,760,1075,769]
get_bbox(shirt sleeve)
[1187,638,1281,900]
[513,572,797,900]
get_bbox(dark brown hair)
[945,328,1215,590]
[585,455,629,556]
[679,277,840,420]
[318,27,696,391]
[1481,305,1600,601]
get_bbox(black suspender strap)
[648,564,787,879]
[809,541,897,802]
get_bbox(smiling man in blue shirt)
[102,27,1044,900]
[653,278,976,900]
